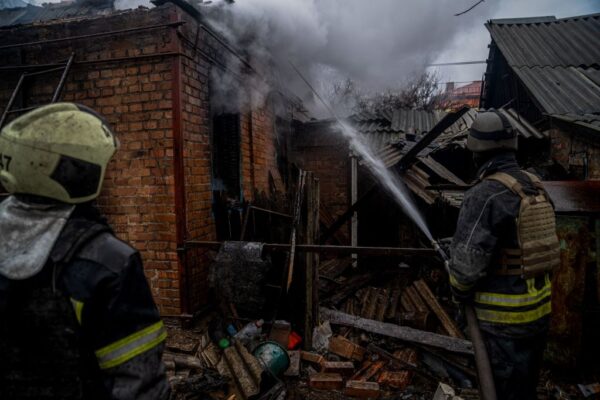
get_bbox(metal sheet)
[514,66,600,116]
[0,2,114,27]
[486,13,600,130]
[543,181,600,213]
[486,14,600,68]
[547,216,590,367]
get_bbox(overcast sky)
[3,0,598,95]
[430,0,600,87]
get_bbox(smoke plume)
[197,0,498,115]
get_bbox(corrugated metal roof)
[514,66,600,115]
[486,13,600,131]
[486,14,600,68]
[390,109,445,134]
[0,1,114,28]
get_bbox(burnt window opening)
[212,113,242,240]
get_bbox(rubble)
[321,308,473,354]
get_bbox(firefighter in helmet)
[448,110,559,399]
[0,103,170,399]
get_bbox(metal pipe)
[248,205,292,219]
[0,73,25,129]
[0,52,183,73]
[170,26,189,315]
[0,21,185,50]
[183,240,436,256]
[51,52,75,103]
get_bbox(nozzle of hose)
[431,240,450,273]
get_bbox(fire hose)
[432,241,497,400]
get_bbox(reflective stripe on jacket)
[449,153,553,337]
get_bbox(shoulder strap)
[522,171,546,192]
[484,172,528,199]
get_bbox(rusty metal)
[547,216,591,367]
[0,21,185,50]
[543,181,600,214]
[183,240,436,256]
[170,31,189,314]
[51,52,75,103]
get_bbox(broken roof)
[351,108,451,150]
[486,13,600,131]
[374,108,545,169]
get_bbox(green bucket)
[253,341,290,377]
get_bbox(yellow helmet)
[0,103,118,204]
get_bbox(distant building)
[443,80,482,110]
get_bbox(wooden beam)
[413,280,464,339]
[320,308,473,355]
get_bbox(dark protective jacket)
[0,203,170,399]
[449,152,553,338]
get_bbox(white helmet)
[0,103,118,204]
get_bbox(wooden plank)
[413,280,464,339]
[321,308,473,355]
[286,170,306,291]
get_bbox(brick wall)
[0,6,184,314]
[0,3,292,314]
[241,108,285,200]
[291,122,351,242]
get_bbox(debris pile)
[162,251,484,400]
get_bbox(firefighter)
[448,110,559,400]
[0,103,170,399]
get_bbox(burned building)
[481,13,600,179]
[0,0,304,316]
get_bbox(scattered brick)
[344,381,381,398]
[309,373,344,390]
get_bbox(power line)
[428,61,487,66]
[455,0,485,16]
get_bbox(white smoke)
[198,0,498,115]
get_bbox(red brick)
[344,381,380,398]
[309,373,344,390]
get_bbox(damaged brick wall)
[290,122,351,242]
[0,2,290,315]
[550,128,600,180]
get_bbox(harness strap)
[485,172,528,199]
